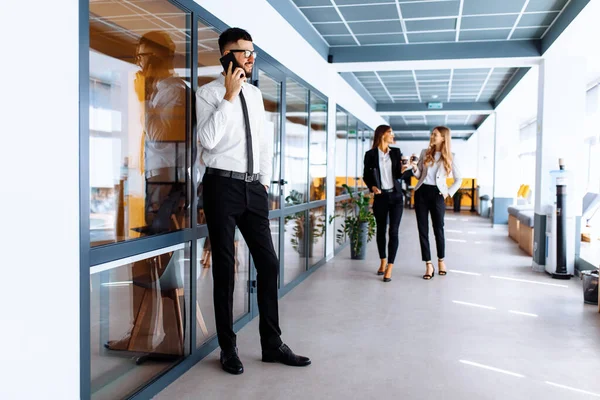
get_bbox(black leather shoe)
[220,348,244,375]
[262,343,311,367]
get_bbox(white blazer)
[413,149,463,197]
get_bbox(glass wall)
[285,79,309,205]
[334,107,370,251]
[86,2,331,398]
[89,2,192,247]
[335,109,348,196]
[310,93,327,202]
[90,245,190,400]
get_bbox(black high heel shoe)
[423,262,435,280]
[377,267,385,276]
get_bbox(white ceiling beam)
[380,110,494,116]
[333,57,540,72]
[455,0,464,42]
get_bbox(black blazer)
[363,147,404,193]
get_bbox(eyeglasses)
[229,49,257,59]
[135,52,154,64]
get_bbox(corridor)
[155,211,600,400]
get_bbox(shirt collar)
[378,148,390,157]
[217,73,248,87]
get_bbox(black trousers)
[414,184,446,262]
[202,174,282,352]
[372,191,403,264]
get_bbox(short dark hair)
[218,28,253,54]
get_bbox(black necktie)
[238,90,254,175]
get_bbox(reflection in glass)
[310,93,327,202]
[270,218,281,288]
[285,79,309,204]
[89,2,191,246]
[347,116,358,192]
[334,199,352,250]
[335,110,348,196]
[357,129,367,190]
[284,210,307,285]
[91,245,190,400]
[259,71,282,210]
[195,230,250,348]
[308,206,326,267]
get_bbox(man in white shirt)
[196,28,310,375]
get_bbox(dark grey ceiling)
[293,0,567,46]
[353,67,518,103]
[278,0,577,141]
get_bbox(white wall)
[195,0,387,130]
[0,0,80,399]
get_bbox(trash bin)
[479,195,490,218]
[453,191,463,212]
[581,270,599,305]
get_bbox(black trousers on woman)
[414,184,446,262]
[372,190,403,264]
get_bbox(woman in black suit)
[363,125,406,282]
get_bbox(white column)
[0,1,80,399]
[326,97,337,260]
[532,54,587,270]
[492,111,521,224]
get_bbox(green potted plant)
[285,190,326,257]
[331,184,376,260]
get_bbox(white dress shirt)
[196,75,272,186]
[378,148,394,190]
[423,152,441,185]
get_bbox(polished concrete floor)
[155,210,600,400]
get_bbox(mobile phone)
[219,52,244,78]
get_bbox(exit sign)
[428,102,443,109]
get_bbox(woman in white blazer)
[411,126,462,280]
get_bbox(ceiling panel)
[463,0,526,15]
[357,33,406,45]
[461,15,518,30]
[460,29,512,41]
[293,0,330,6]
[511,27,548,39]
[349,20,403,34]
[404,18,456,32]
[301,7,341,23]
[407,31,456,43]
[526,0,569,12]
[400,1,460,19]
[518,11,558,26]
[325,36,358,46]
[339,4,398,22]
[314,22,350,35]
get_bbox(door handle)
[279,179,288,185]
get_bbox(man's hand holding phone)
[224,61,246,103]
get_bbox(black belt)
[206,167,260,182]
[381,188,395,193]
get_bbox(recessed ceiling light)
[432,95,439,99]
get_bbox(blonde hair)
[424,126,453,175]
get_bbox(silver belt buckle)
[244,173,253,182]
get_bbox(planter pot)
[350,222,368,260]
